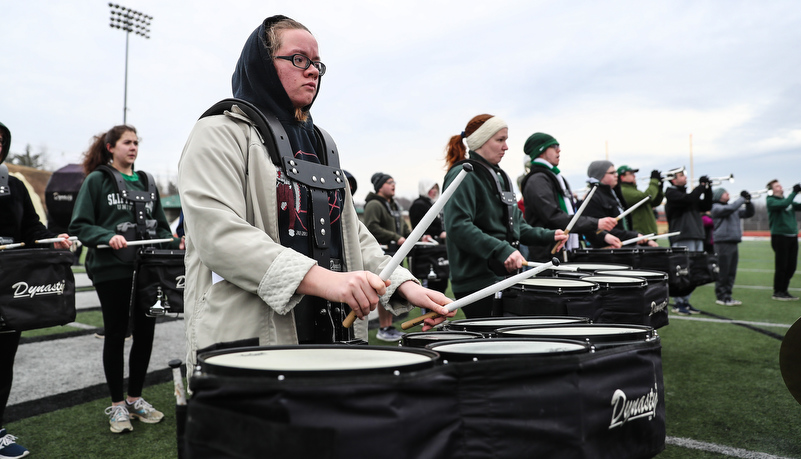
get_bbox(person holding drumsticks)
[0,122,73,458]
[520,133,620,261]
[442,115,568,318]
[178,16,453,364]
[70,125,182,434]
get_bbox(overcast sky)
[4,1,801,202]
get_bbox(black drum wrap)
[596,269,669,329]
[446,315,590,337]
[400,330,483,348]
[581,275,650,325]
[500,278,601,317]
[131,247,185,315]
[567,247,640,266]
[186,341,665,459]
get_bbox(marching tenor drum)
[500,278,601,317]
[186,345,450,459]
[581,275,649,325]
[596,269,669,329]
[633,246,692,297]
[400,330,483,348]
[446,315,590,337]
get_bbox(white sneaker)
[105,405,133,433]
[376,326,405,342]
[126,398,164,424]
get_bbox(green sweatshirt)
[69,169,179,284]
[443,152,555,295]
[766,192,801,236]
[619,179,663,235]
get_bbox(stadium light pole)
[108,3,152,125]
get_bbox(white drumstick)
[596,196,651,234]
[621,233,655,246]
[553,186,597,254]
[646,231,681,241]
[35,236,78,244]
[401,258,560,330]
[0,242,25,250]
[96,238,174,249]
[343,163,474,328]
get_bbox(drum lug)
[148,286,168,317]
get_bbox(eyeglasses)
[275,54,326,76]
[606,171,618,175]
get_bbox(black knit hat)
[371,172,392,192]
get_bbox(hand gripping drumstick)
[596,196,650,234]
[96,238,175,249]
[34,236,78,244]
[0,242,25,250]
[552,185,598,254]
[342,163,474,328]
[401,257,560,330]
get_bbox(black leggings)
[94,278,156,403]
[771,235,799,294]
[0,331,21,428]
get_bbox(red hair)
[445,114,493,169]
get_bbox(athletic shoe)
[672,305,691,316]
[686,304,702,314]
[0,429,29,458]
[725,299,742,306]
[376,326,405,342]
[772,292,799,301]
[126,397,164,424]
[105,405,133,433]
[715,299,727,305]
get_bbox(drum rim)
[594,269,669,281]
[425,337,591,360]
[558,262,633,272]
[401,330,484,346]
[447,316,591,333]
[494,324,654,343]
[513,277,600,293]
[198,344,440,377]
[581,275,648,288]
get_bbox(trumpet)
[748,189,771,198]
[709,173,734,186]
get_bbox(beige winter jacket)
[178,106,416,370]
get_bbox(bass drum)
[596,269,669,329]
[446,315,590,337]
[501,278,601,318]
[581,275,649,325]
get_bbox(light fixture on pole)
[108,3,152,125]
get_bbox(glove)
[651,170,662,180]
[740,190,751,201]
[698,175,710,185]
[793,183,801,194]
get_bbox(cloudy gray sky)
[4,1,801,202]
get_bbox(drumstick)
[34,236,78,244]
[401,257,560,330]
[646,231,681,241]
[0,242,25,250]
[596,196,650,234]
[620,233,655,246]
[342,163,474,328]
[96,238,175,249]
[552,186,597,254]
[168,359,187,406]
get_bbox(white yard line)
[668,315,792,328]
[666,436,794,459]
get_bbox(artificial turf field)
[7,239,801,458]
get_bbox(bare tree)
[9,144,49,170]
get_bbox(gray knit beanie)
[587,160,614,181]
[713,188,727,202]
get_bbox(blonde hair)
[266,18,313,123]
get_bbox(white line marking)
[65,322,96,330]
[666,436,794,459]
[668,315,791,328]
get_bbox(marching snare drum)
[581,275,649,325]
[567,247,640,267]
[596,269,669,329]
[495,323,657,349]
[400,330,483,348]
[558,261,633,273]
[446,315,590,337]
[426,337,590,362]
[501,278,601,317]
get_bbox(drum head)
[559,262,632,272]
[447,316,590,334]
[582,275,648,289]
[401,331,483,348]
[199,345,439,377]
[495,324,654,344]
[595,269,668,283]
[427,338,589,362]
[514,277,599,293]
[780,317,801,405]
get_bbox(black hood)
[0,121,10,165]
[232,16,322,159]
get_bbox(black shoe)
[773,292,799,301]
[686,304,702,314]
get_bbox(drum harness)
[0,165,10,245]
[200,98,354,344]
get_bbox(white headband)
[466,116,508,151]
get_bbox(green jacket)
[443,152,555,295]
[69,169,178,284]
[767,192,801,236]
[619,179,663,235]
[362,193,410,244]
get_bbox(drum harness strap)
[452,159,519,248]
[0,164,9,197]
[200,99,354,343]
[96,165,158,242]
